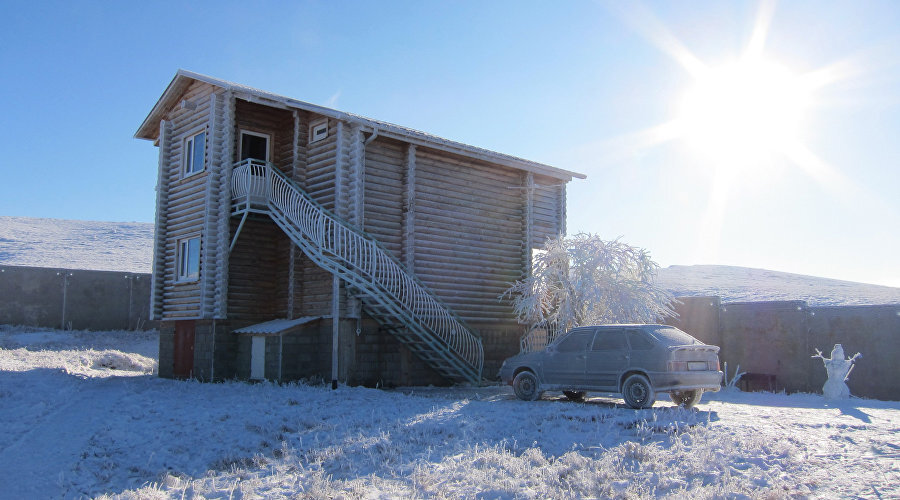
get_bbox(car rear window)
[649,327,700,346]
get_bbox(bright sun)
[678,58,812,167]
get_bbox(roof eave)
[135,70,587,181]
[134,70,195,141]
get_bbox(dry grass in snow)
[0,326,897,499]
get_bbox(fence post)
[59,271,67,330]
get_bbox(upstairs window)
[309,119,328,144]
[177,236,200,281]
[184,131,206,176]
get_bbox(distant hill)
[0,216,152,274]
[657,264,900,307]
[2,216,898,306]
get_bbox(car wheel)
[563,390,586,402]
[670,389,703,408]
[513,371,541,401]
[622,374,656,409]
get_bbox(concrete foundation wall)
[0,265,151,331]
[159,316,452,387]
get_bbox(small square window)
[184,131,206,176]
[177,237,200,281]
[309,119,328,143]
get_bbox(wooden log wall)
[200,92,225,318]
[227,100,296,320]
[154,88,568,328]
[158,81,217,320]
[305,117,339,211]
[287,110,309,319]
[212,91,235,318]
[531,173,565,247]
[228,217,287,321]
[363,137,406,260]
[233,100,294,173]
[413,148,526,323]
[150,118,172,320]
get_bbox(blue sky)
[1,1,898,287]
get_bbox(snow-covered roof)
[232,316,323,336]
[135,70,586,182]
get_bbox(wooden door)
[250,336,265,380]
[174,320,195,379]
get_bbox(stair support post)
[331,274,340,390]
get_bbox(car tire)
[670,389,703,408]
[563,390,586,402]
[622,374,656,409]
[513,371,542,401]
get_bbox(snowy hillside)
[1,216,898,306]
[657,264,900,306]
[0,326,898,498]
[0,216,152,273]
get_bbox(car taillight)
[668,361,687,371]
[711,360,720,371]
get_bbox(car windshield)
[649,326,700,346]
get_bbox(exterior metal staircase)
[230,159,483,383]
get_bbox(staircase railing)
[519,319,564,353]
[231,159,483,381]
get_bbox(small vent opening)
[309,119,328,143]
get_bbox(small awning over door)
[233,316,323,336]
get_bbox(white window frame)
[309,119,328,144]
[176,236,201,282]
[239,130,271,162]
[183,130,206,177]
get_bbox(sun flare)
[677,58,812,167]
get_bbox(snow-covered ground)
[0,216,152,274]
[1,326,898,499]
[3,216,899,306]
[657,264,900,307]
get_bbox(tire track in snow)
[0,372,124,498]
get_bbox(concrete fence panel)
[667,296,721,347]
[671,296,900,400]
[0,265,152,331]
[807,304,900,402]
[718,301,811,394]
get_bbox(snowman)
[812,344,861,400]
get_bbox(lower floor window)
[177,237,200,281]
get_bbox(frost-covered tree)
[502,233,675,340]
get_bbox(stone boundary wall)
[667,297,900,401]
[0,265,152,331]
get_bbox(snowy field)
[1,326,898,499]
[3,216,899,307]
[658,265,900,307]
[0,216,152,274]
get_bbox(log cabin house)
[135,70,585,386]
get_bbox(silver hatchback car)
[498,324,723,409]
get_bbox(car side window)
[627,330,656,350]
[556,331,594,353]
[591,330,627,351]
